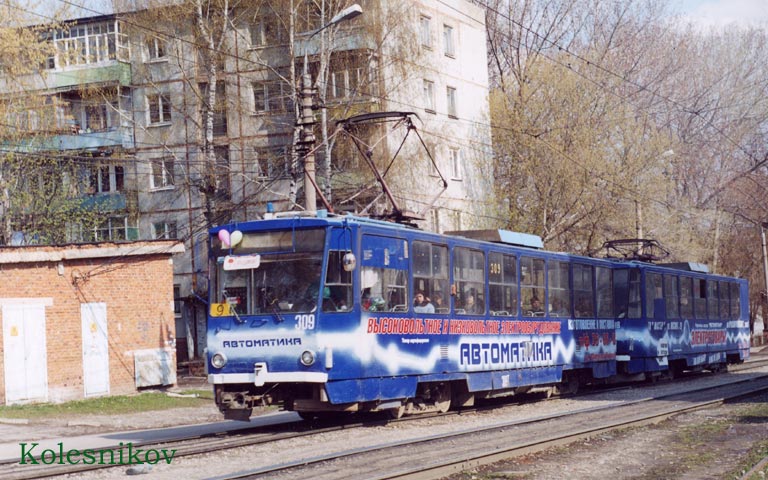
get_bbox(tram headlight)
[211,352,228,369]
[300,350,316,366]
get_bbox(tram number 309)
[295,314,316,330]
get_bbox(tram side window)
[707,281,718,319]
[614,268,641,319]
[454,247,485,315]
[730,283,740,319]
[596,267,613,318]
[413,241,449,313]
[613,269,629,318]
[645,273,663,319]
[628,269,642,318]
[664,275,680,320]
[694,279,707,319]
[489,252,518,316]
[548,260,571,317]
[718,281,729,319]
[679,276,693,319]
[520,256,545,317]
[573,264,595,318]
[361,266,408,312]
[323,250,352,312]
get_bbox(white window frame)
[430,209,440,233]
[147,36,167,61]
[446,86,457,118]
[152,221,177,240]
[250,15,284,48]
[449,147,462,180]
[423,79,435,114]
[254,145,290,178]
[250,20,267,47]
[253,81,290,114]
[419,15,432,48]
[443,24,455,57]
[150,157,175,190]
[88,164,124,194]
[147,93,172,124]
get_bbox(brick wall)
[0,242,182,404]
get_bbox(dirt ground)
[445,392,768,480]
[3,365,767,480]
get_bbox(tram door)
[81,303,109,397]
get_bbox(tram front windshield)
[212,228,325,315]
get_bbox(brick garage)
[0,241,184,405]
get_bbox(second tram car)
[206,212,750,420]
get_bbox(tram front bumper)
[208,362,328,387]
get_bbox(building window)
[449,147,461,179]
[91,216,136,242]
[443,24,455,57]
[146,36,166,60]
[254,145,290,178]
[215,145,231,200]
[153,221,177,240]
[150,157,175,189]
[250,15,284,47]
[148,93,172,124]
[419,15,432,48]
[253,81,292,113]
[173,284,183,315]
[329,64,374,98]
[88,164,124,194]
[52,21,128,68]
[199,82,227,136]
[446,86,457,118]
[423,79,435,113]
[429,209,440,233]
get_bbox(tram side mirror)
[342,252,357,272]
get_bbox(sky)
[676,0,768,29]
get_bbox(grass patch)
[635,419,730,480]
[0,391,213,420]
[725,402,768,479]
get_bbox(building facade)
[0,0,493,365]
[0,241,182,404]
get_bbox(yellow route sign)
[210,303,232,317]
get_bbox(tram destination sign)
[222,254,261,270]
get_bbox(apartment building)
[0,0,493,365]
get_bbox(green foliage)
[485,0,768,314]
[0,391,212,419]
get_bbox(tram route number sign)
[210,303,232,317]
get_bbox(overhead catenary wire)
[3,2,764,240]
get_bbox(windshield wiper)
[268,298,284,324]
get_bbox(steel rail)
[2,359,767,479]
[215,372,768,480]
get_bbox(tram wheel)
[434,383,452,413]
[388,404,406,419]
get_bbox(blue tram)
[206,212,750,420]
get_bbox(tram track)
[216,371,768,480]
[1,359,767,479]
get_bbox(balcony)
[296,29,375,58]
[79,188,137,214]
[8,127,134,153]
[50,61,132,90]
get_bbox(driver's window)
[323,250,352,312]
